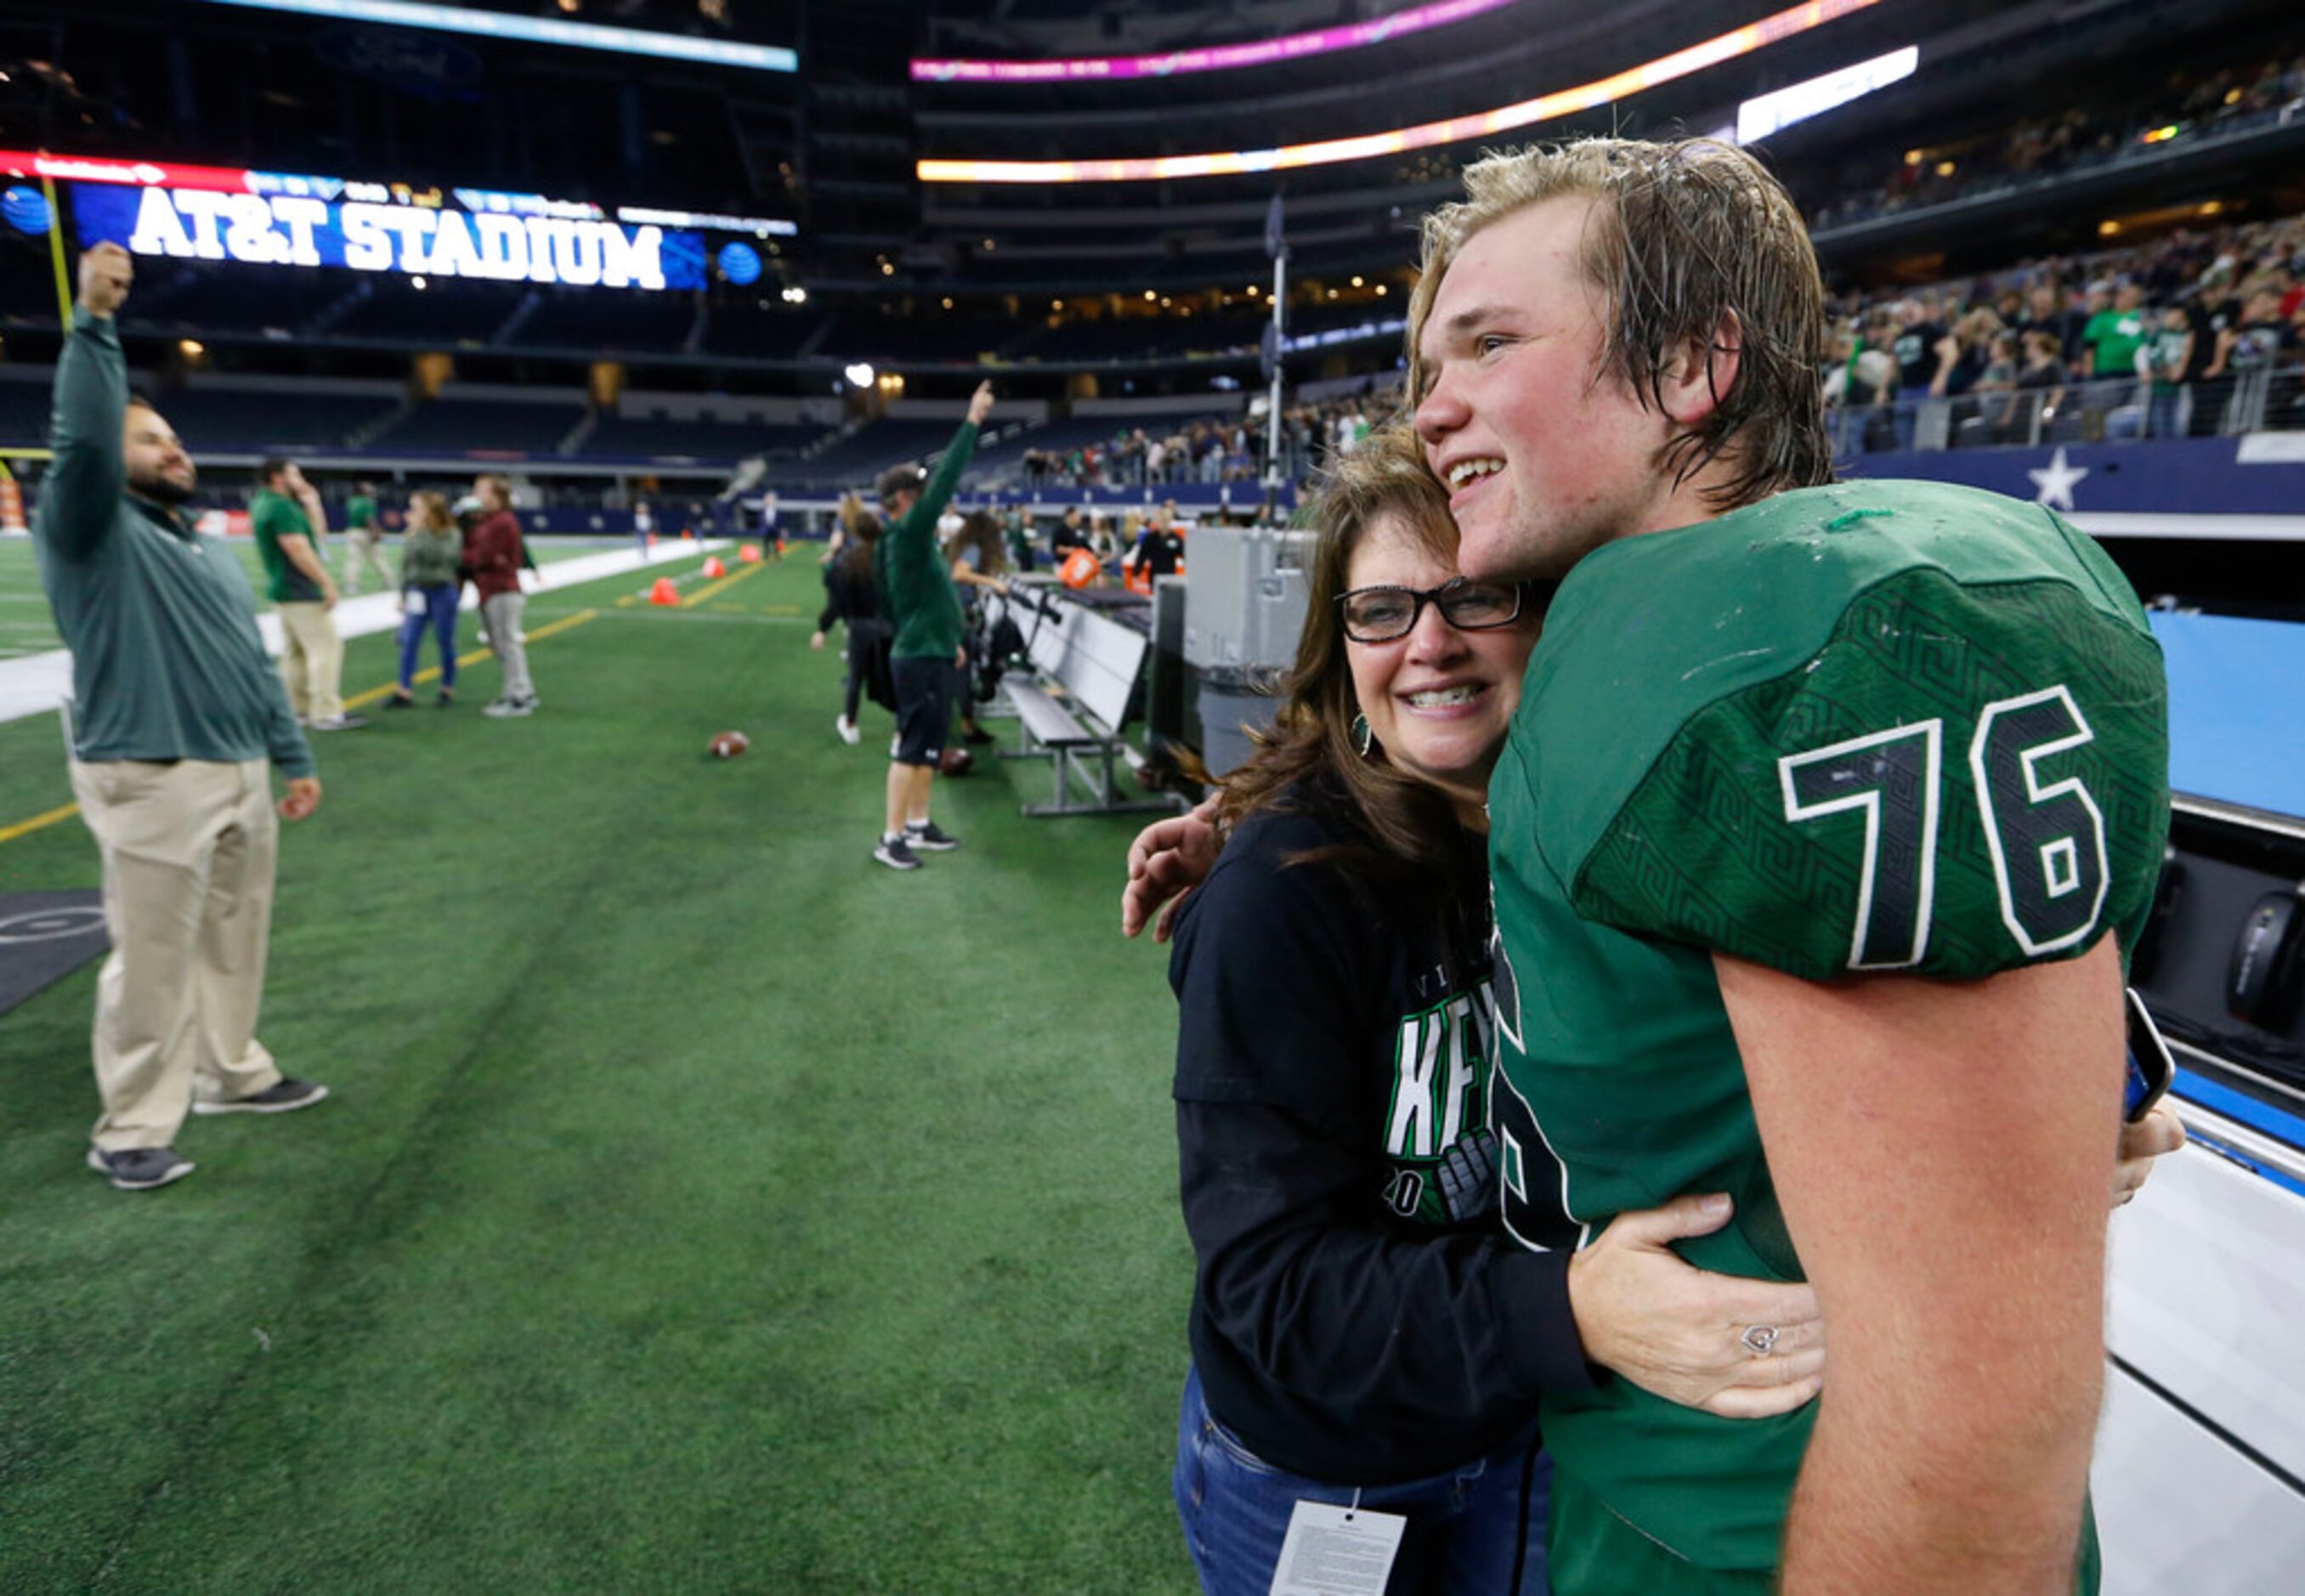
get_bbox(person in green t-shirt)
[252,460,364,731]
[341,479,392,597]
[2082,281,2150,384]
[1395,137,2165,1593]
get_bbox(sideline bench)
[983,581,1185,818]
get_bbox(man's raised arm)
[1719,938,2124,1594]
[41,243,137,560]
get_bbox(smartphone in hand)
[2124,987,2176,1123]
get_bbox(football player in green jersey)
[1405,138,2171,1593]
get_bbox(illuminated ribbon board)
[0,150,783,291]
[919,0,1883,184]
[189,0,796,73]
[913,0,1519,84]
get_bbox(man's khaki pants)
[69,758,284,1152]
[278,600,344,722]
[342,529,394,597]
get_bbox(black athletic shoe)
[874,835,922,871]
[191,1078,331,1116]
[435,691,456,707]
[383,693,416,710]
[961,726,995,747]
[905,822,960,852]
[87,1146,195,1191]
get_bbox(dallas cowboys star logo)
[2028,446,2089,512]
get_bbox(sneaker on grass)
[191,1078,331,1116]
[87,1146,195,1191]
[309,713,369,731]
[874,834,922,871]
[835,715,861,745]
[905,821,960,852]
[482,696,535,719]
[961,726,995,747]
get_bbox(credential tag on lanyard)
[1267,1497,1407,1596]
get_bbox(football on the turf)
[709,731,750,759]
[938,746,974,777]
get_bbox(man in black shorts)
[871,380,994,870]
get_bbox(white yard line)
[0,542,726,727]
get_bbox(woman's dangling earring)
[1351,713,1373,757]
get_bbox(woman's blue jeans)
[397,583,459,692]
[1173,1366,1550,1595]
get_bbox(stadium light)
[1734,47,1917,144]
[185,1,797,73]
[844,362,875,388]
[918,0,1883,184]
[913,0,1518,84]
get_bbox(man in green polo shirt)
[35,243,333,1192]
[869,379,994,870]
[341,479,392,597]
[252,458,364,731]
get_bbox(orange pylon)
[701,556,727,579]
[648,577,679,606]
[738,544,762,564]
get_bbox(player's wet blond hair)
[1407,136,1835,512]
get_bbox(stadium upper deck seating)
[370,395,586,455]
[168,390,402,454]
[514,290,701,355]
[584,414,825,461]
[697,304,826,361]
[334,279,514,345]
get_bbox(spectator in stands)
[870,380,994,871]
[253,458,365,732]
[2144,303,2195,439]
[1891,294,1945,398]
[341,480,391,598]
[466,474,537,719]
[811,508,886,746]
[2007,330,2070,443]
[2083,281,2151,392]
[2018,282,2088,371]
[39,242,329,1192]
[384,490,462,710]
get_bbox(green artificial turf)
[0,552,1200,1593]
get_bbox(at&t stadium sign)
[0,150,796,293]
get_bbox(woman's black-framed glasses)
[1336,579,1523,643]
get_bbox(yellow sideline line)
[0,609,601,848]
[0,801,80,846]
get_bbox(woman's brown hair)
[946,508,1007,578]
[841,507,881,586]
[408,490,453,535]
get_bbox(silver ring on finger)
[1741,1323,1780,1357]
